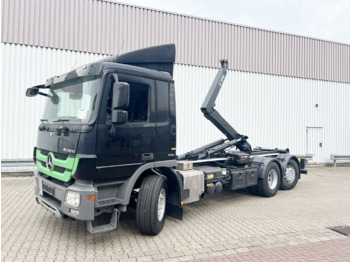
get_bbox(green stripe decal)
[36,150,79,182]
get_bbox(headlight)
[65,191,81,208]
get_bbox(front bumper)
[34,170,95,221]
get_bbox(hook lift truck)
[26,44,307,235]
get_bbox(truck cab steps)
[87,208,120,234]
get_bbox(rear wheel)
[257,162,281,197]
[136,175,167,235]
[280,159,299,190]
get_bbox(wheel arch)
[251,156,283,179]
[131,166,184,208]
[158,167,183,206]
[115,160,177,206]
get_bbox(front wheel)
[136,175,167,235]
[280,159,299,190]
[257,162,281,197]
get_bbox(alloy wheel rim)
[284,165,296,184]
[157,188,166,221]
[267,169,278,189]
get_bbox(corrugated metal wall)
[174,65,350,163]
[2,43,349,162]
[1,43,106,160]
[2,0,350,83]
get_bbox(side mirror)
[51,94,60,105]
[109,81,130,137]
[109,110,128,137]
[112,82,129,110]
[112,110,128,125]
[26,87,39,97]
[26,84,46,98]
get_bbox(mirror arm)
[109,124,117,138]
[112,74,118,82]
[38,92,49,97]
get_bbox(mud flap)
[166,203,183,220]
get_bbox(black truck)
[26,44,307,235]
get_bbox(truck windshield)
[42,76,100,124]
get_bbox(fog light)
[70,209,79,216]
[65,191,81,208]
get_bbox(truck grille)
[36,148,76,183]
[39,160,46,167]
[38,161,67,174]
[39,149,69,160]
[54,166,66,173]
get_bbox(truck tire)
[257,162,281,197]
[136,175,167,235]
[280,159,299,190]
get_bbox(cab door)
[155,80,176,161]
[95,73,156,180]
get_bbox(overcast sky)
[122,0,350,44]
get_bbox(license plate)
[42,182,55,196]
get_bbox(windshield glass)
[42,76,100,124]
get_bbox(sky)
[122,0,350,44]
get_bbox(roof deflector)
[102,44,176,77]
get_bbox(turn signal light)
[87,195,95,201]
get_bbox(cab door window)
[106,80,150,123]
[127,83,149,122]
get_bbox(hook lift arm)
[201,60,252,154]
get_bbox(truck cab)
[28,45,182,234]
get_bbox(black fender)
[114,160,183,220]
[115,160,176,206]
[251,156,283,179]
[159,167,184,220]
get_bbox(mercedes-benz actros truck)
[26,44,307,235]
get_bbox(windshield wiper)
[53,119,71,123]
[40,119,48,123]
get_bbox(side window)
[156,81,169,122]
[127,82,149,122]
[106,80,149,123]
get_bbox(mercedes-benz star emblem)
[46,154,53,171]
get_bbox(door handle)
[142,153,154,161]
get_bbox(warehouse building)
[1,0,350,170]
